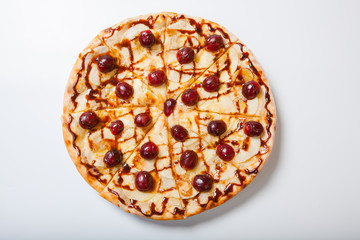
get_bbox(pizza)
[62,12,276,220]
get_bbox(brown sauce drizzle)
[71,74,80,110]
[128,199,138,208]
[84,163,107,184]
[84,62,94,91]
[71,52,87,110]
[116,173,124,186]
[86,89,98,101]
[158,187,176,193]
[198,169,246,208]
[134,198,169,217]
[199,188,222,208]
[108,188,125,204]
[224,170,247,195]
[67,115,81,156]
[240,52,249,61]
[223,184,234,195]
[221,120,244,140]
[242,137,250,151]
[116,40,134,68]
[204,23,230,40]
[173,207,185,215]
[131,18,154,29]
[245,159,263,175]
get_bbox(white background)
[1,0,359,239]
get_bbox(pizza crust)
[62,12,277,220]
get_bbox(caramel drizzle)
[71,51,88,111]
[67,115,81,156]
[221,120,245,141]
[108,188,125,204]
[173,207,185,215]
[133,198,169,217]
[245,159,263,175]
[84,163,107,184]
[224,170,247,195]
[196,169,246,208]
[130,15,158,29]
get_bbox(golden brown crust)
[61,115,106,192]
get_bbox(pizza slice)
[101,115,185,220]
[192,110,275,170]
[62,107,161,192]
[98,13,167,103]
[182,42,276,117]
[63,36,162,114]
[164,13,238,99]
[167,104,275,216]
[167,105,246,216]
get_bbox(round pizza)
[62,12,276,220]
